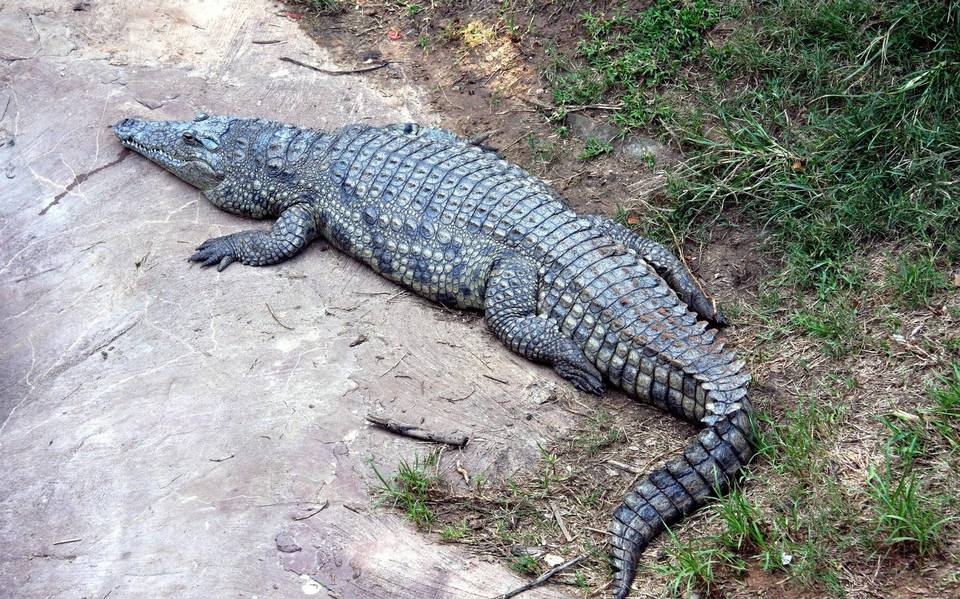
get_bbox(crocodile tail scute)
[608,406,754,598]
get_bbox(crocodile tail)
[608,405,754,599]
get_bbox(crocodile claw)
[555,356,605,395]
[189,235,239,271]
[689,294,728,327]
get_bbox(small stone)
[543,553,564,567]
[565,113,618,144]
[275,531,301,553]
[618,136,680,167]
[299,574,322,595]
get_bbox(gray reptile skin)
[114,114,753,599]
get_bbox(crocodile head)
[114,113,233,192]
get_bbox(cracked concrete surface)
[0,2,576,597]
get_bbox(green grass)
[579,137,615,160]
[371,452,439,528]
[440,519,469,542]
[929,362,960,449]
[547,0,721,120]
[510,554,541,576]
[755,399,846,479]
[887,251,952,308]
[652,529,740,597]
[549,0,959,295]
[866,363,960,555]
[790,296,861,357]
[866,463,952,555]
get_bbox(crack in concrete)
[39,151,129,216]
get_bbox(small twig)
[280,56,389,75]
[563,102,623,112]
[550,501,573,543]
[493,554,587,599]
[482,373,509,385]
[292,499,329,521]
[607,459,641,475]
[208,453,235,463]
[365,414,468,448]
[380,352,407,377]
[441,386,476,403]
[252,39,284,44]
[52,538,82,545]
[265,303,294,330]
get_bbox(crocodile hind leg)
[484,252,604,394]
[585,215,726,325]
[189,204,318,271]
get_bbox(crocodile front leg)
[189,204,318,271]
[586,215,726,325]
[484,252,604,394]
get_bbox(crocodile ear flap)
[194,112,209,122]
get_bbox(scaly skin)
[114,114,753,598]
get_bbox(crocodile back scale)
[114,114,754,598]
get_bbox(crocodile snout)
[113,117,146,141]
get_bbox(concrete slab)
[0,2,576,597]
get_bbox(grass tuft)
[887,251,952,308]
[866,462,952,555]
[510,554,541,576]
[371,452,439,528]
[579,137,614,160]
[652,528,740,597]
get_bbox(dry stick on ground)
[493,554,588,599]
[606,459,641,474]
[365,414,469,448]
[550,500,574,542]
[265,302,294,330]
[279,56,389,75]
[292,499,329,521]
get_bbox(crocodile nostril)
[114,118,139,137]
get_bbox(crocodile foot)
[189,235,239,271]
[555,355,605,395]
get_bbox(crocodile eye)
[182,131,197,144]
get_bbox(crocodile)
[113,114,754,599]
